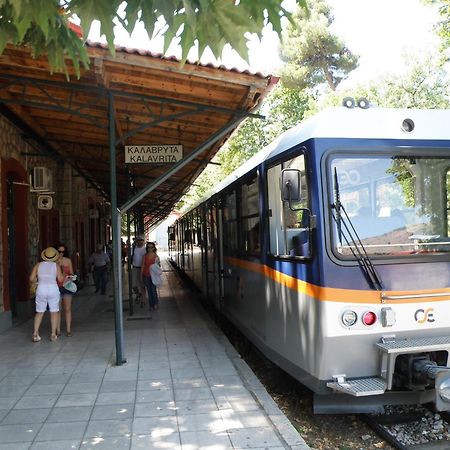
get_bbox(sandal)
[66,332,72,337]
[32,334,41,343]
[50,334,58,342]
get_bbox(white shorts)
[35,285,60,312]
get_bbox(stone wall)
[0,113,108,330]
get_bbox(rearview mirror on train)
[281,169,302,202]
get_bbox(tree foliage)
[320,54,450,110]
[179,84,312,210]
[0,0,305,76]
[426,0,450,58]
[279,0,359,92]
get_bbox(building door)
[2,158,28,317]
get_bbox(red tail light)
[362,311,377,326]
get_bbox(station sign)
[125,145,183,164]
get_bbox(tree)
[0,0,305,76]
[426,0,450,59]
[279,0,358,92]
[319,53,450,110]
[178,84,313,211]
[262,85,312,142]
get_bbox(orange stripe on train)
[224,256,450,304]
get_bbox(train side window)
[241,176,260,256]
[223,190,238,254]
[267,153,310,258]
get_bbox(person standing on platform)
[29,247,64,342]
[121,238,127,266]
[89,244,110,295]
[132,236,146,307]
[55,242,75,337]
[141,242,161,311]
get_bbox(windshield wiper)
[331,168,383,291]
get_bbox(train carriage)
[169,104,450,413]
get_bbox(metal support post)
[127,210,133,316]
[109,91,126,365]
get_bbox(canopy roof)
[0,42,276,228]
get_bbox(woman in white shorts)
[29,247,64,342]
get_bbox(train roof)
[189,106,450,208]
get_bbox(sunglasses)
[58,249,65,253]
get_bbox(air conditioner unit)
[37,195,53,210]
[32,167,52,191]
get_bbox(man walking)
[89,244,110,295]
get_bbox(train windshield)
[330,154,450,257]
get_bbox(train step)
[327,375,387,396]
[376,335,450,354]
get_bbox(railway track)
[361,407,450,450]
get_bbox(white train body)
[170,106,450,413]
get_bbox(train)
[168,102,450,413]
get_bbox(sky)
[326,0,441,86]
[245,0,441,84]
[90,0,441,86]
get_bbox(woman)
[55,243,75,337]
[29,247,64,342]
[141,242,161,311]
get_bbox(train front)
[317,108,450,413]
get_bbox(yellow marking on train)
[224,256,450,304]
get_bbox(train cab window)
[241,176,260,256]
[267,153,309,258]
[331,155,450,257]
[223,190,238,254]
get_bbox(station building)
[0,42,275,333]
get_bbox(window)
[241,176,260,256]
[330,155,450,257]
[267,153,309,257]
[223,190,238,254]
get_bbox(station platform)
[0,257,310,450]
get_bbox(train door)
[217,200,225,307]
[206,200,222,308]
[199,205,208,294]
[265,150,313,359]
[221,189,239,310]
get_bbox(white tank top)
[37,261,57,286]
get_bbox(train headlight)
[435,372,450,411]
[341,310,358,327]
[362,311,377,326]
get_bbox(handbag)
[63,279,78,293]
[150,264,163,287]
[29,280,37,298]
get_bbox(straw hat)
[41,247,59,262]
